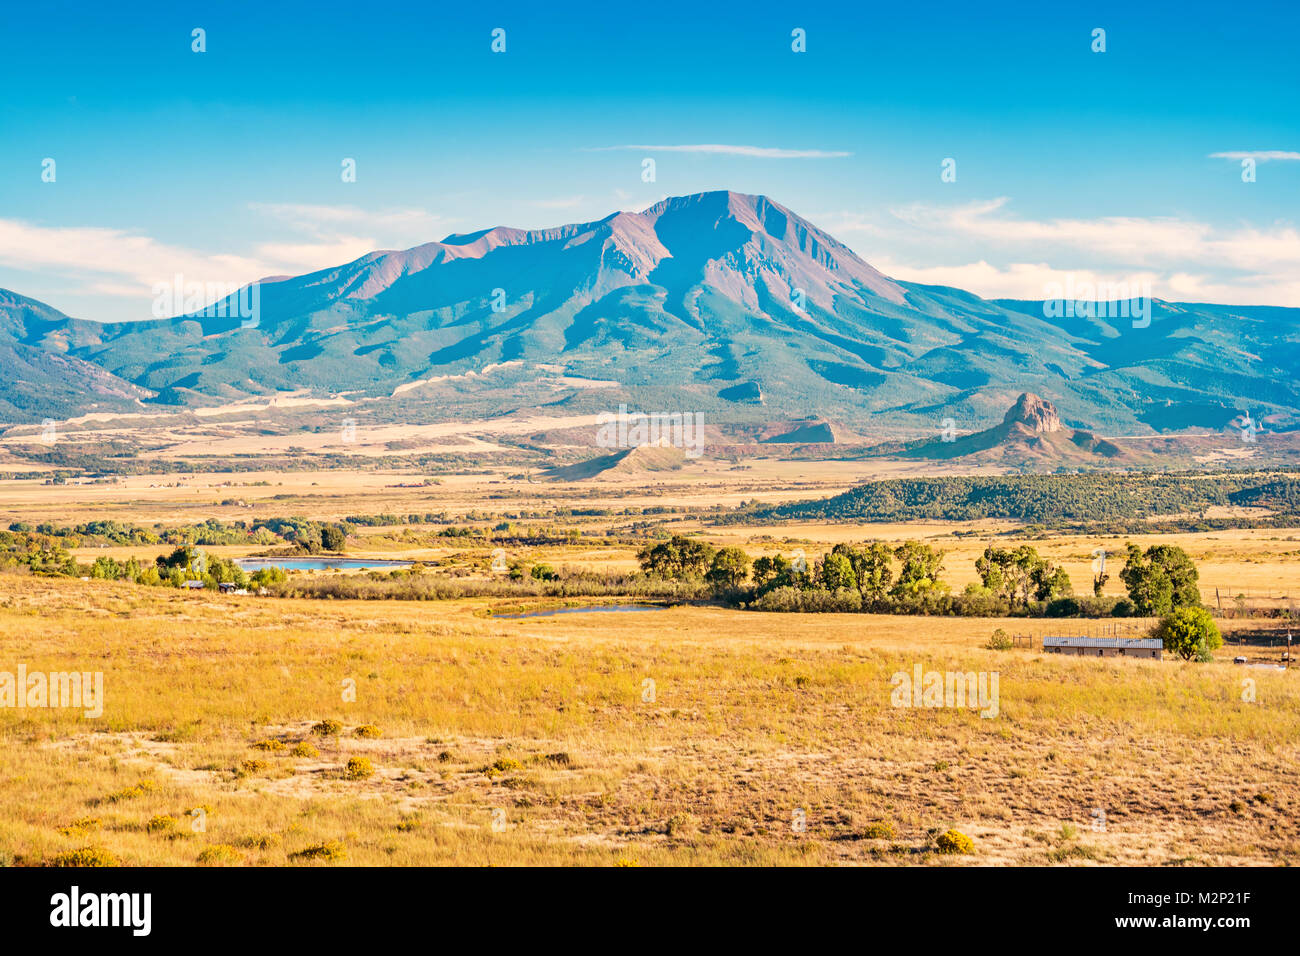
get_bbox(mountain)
[1,190,1298,435]
[544,444,687,481]
[881,392,1133,464]
[0,290,152,421]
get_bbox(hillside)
[0,191,1296,437]
[878,393,1136,464]
[746,471,1300,527]
[544,444,687,481]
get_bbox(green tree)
[751,554,792,594]
[892,541,945,598]
[1031,563,1072,602]
[706,547,751,588]
[320,524,348,552]
[1151,606,1222,661]
[250,566,287,588]
[976,544,1070,607]
[156,545,197,571]
[830,542,892,600]
[858,542,894,600]
[1120,543,1201,615]
[90,556,123,580]
[818,552,857,592]
[637,535,716,580]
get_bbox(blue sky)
[1,0,1297,321]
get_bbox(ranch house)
[1042,636,1162,659]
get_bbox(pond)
[492,604,668,620]
[235,557,414,571]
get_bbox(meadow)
[0,574,1295,867]
[1,460,1297,867]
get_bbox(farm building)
[1042,636,1162,659]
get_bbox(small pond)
[235,558,414,571]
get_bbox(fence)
[1009,620,1156,651]
[1208,587,1298,620]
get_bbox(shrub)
[935,829,975,855]
[1151,606,1223,662]
[145,814,177,834]
[251,739,285,752]
[310,719,342,736]
[954,587,1011,617]
[196,844,242,865]
[751,586,862,613]
[237,833,282,850]
[664,813,697,837]
[105,779,159,802]
[1044,596,1082,617]
[50,845,120,867]
[530,564,559,582]
[343,756,374,780]
[290,741,319,758]
[1111,598,1136,617]
[238,758,270,776]
[57,817,102,837]
[290,840,347,863]
[862,822,896,839]
[484,757,523,778]
[353,724,381,739]
[985,628,1014,650]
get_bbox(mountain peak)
[1003,393,1062,433]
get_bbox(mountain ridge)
[0,189,1296,435]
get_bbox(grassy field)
[2,460,1298,867]
[13,461,1300,607]
[1,574,1295,867]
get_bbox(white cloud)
[842,198,1300,305]
[592,144,851,159]
[870,256,1163,300]
[527,196,587,210]
[867,255,1300,307]
[253,240,378,274]
[0,219,270,292]
[1209,150,1300,162]
[0,202,453,320]
[888,198,1221,264]
[247,202,449,242]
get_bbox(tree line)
[637,535,1207,618]
[740,472,1300,528]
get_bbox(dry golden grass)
[0,574,1295,867]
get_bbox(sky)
[1,0,1297,322]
